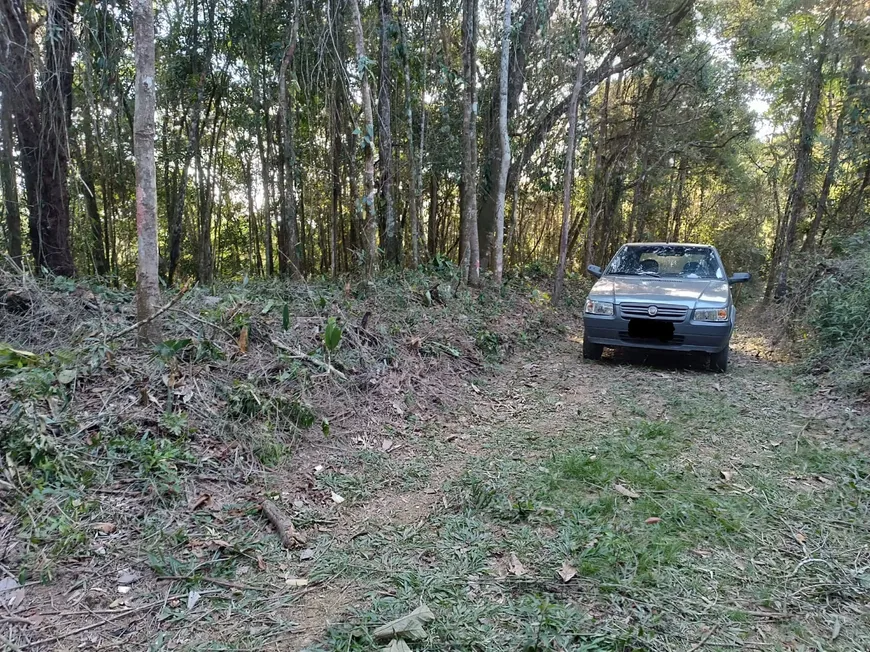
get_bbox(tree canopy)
[0,0,867,297]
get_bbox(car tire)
[710,346,729,373]
[583,335,604,361]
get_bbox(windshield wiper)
[608,271,661,277]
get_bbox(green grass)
[306,387,870,651]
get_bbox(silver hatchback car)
[582,243,750,372]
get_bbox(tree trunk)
[772,7,836,300]
[196,92,225,286]
[378,0,399,265]
[243,158,263,276]
[478,0,549,270]
[0,0,77,276]
[428,173,438,259]
[460,0,481,285]
[0,104,22,267]
[330,89,341,277]
[71,103,109,276]
[132,0,161,344]
[346,128,363,256]
[803,54,863,253]
[350,0,379,277]
[256,93,275,276]
[399,14,421,267]
[553,0,588,302]
[583,72,608,270]
[670,157,688,242]
[278,2,301,277]
[493,0,512,284]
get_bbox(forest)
[0,0,866,301]
[3,0,870,649]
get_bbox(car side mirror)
[728,272,751,284]
[587,265,603,279]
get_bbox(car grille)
[619,302,688,322]
[619,332,686,346]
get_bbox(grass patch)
[309,397,870,651]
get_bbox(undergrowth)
[0,265,584,581]
[790,230,870,396]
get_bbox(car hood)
[589,276,730,307]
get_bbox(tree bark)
[255,84,275,276]
[802,54,863,253]
[330,88,341,277]
[478,0,549,269]
[399,14,421,267]
[428,172,438,259]
[772,7,836,300]
[0,104,22,267]
[278,1,301,277]
[670,157,688,242]
[350,0,379,277]
[378,0,399,265]
[493,0,512,284]
[460,0,480,285]
[132,0,161,344]
[243,157,263,276]
[0,0,77,276]
[553,0,588,302]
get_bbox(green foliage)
[808,250,870,358]
[154,339,192,362]
[323,317,342,353]
[475,329,503,358]
[800,236,870,394]
[159,411,189,437]
[274,397,317,428]
[226,382,265,418]
[195,338,225,361]
[0,345,39,377]
[282,303,291,331]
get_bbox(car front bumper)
[583,313,732,354]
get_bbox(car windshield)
[605,245,725,280]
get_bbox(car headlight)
[694,307,729,322]
[585,299,614,316]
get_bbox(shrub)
[801,232,870,394]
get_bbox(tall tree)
[350,0,378,277]
[460,0,480,285]
[399,11,421,267]
[553,0,588,302]
[0,0,77,276]
[278,0,301,277]
[769,5,837,300]
[492,0,512,284]
[802,54,864,253]
[133,0,161,343]
[0,104,22,267]
[378,0,399,264]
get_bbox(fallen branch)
[19,594,187,649]
[687,624,719,652]
[107,281,194,341]
[262,499,307,548]
[270,338,348,380]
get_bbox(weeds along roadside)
[0,265,588,579]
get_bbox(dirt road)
[8,328,869,651]
[286,331,869,651]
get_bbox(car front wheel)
[583,335,604,361]
[710,346,729,373]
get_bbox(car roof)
[624,242,714,248]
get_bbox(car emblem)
[648,306,658,316]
